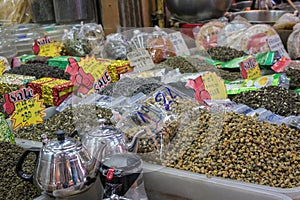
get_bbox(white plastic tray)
[143,163,293,200]
[16,140,294,200]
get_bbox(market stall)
[0,0,300,200]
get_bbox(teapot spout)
[126,129,146,153]
[86,140,107,178]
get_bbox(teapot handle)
[15,148,40,183]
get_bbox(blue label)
[154,86,180,111]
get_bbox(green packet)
[208,51,283,70]
[48,56,81,70]
[294,88,300,93]
[207,56,250,69]
[255,51,275,67]
[11,54,37,68]
[225,74,281,95]
[0,113,15,144]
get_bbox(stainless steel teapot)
[80,119,145,159]
[16,130,106,198]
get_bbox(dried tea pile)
[207,46,247,62]
[7,63,70,80]
[160,56,242,81]
[163,56,198,73]
[14,104,113,141]
[167,112,300,188]
[182,57,220,75]
[131,83,162,96]
[285,68,300,90]
[100,77,161,97]
[135,106,300,188]
[174,56,243,81]
[63,38,91,57]
[230,86,300,117]
[218,69,242,81]
[0,141,40,200]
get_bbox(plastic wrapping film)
[287,28,300,59]
[293,22,300,31]
[62,23,105,57]
[107,27,197,65]
[116,85,199,163]
[120,68,167,79]
[100,77,162,98]
[114,86,228,167]
[62,25,86,57]
[217,15,252,50]
[195,21,227,51]
[102,174,148,200]
[239,24,280,55]
[0,0,32,25]
[273,12,300,30]
[79,23,106,57]
[129,30,149,50]
[103,33,131,60]
[231,104,300,129]
[146,27,177,64]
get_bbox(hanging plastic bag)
[79,23,106,57]
[62,25,86,57]
[146,27,177,63]
[62,23,105,57]
[273,12,300,30]
[287,28,300,59]
[117,86,200,165]
[103,33,130,60]
[195,20,226,50]
[217,15,252,50]
[129,29,149,51]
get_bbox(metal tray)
[232,10,289,25]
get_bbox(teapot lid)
[45,130,81,151]
[89,119,122,137]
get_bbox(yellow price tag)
[186,72,227,104]
[78,56,111,94]
[10,95,46,130]
[38,42,62,57]
[240,57,261,80]
[202,72,227,100]
[0,58,5,75]
[78,56,107,77]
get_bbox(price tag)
[38,43,62,57]
[66,56,112,94]
[33,36,62,57]
[127,48,155,72]
[239,57,261,79]
[0,58,5,75]
[186,72,227,104]
[271,56,291,72]
[8,95,45,130]
[168,32,190,56]
[0,113,14,143]
[268,35,290,59]
[3,88,46,129]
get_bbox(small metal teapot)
[16,130,106,198]
[81,119,145,159]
